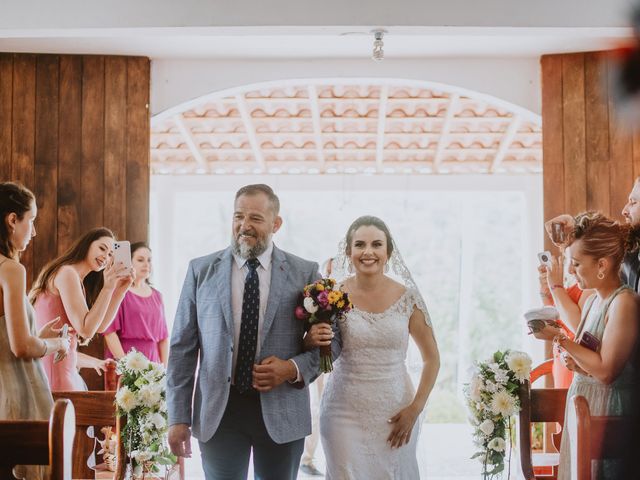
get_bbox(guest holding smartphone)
[103,242,169,365]
[0,182,70,479]
[31,227,134,390]
[538,252,594,388]
[534,212,640,480]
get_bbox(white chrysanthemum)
[506,351,532,382]
[125,351,149,373]
[479,419,495,436]
[139,384,162,408]
[469,374,483,402]
[115,386,138,412]
[488,437,506,452]
[303,296,318,313]
[149,412,166,430]
[490,389,518,417]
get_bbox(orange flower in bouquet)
[295,278,352,372]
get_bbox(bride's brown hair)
[345,216,394,256]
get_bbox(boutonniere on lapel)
[295,278,352,372]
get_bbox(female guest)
[31,227,133,390]
[0,182,69,479]
[536,212,640,479]
[538,256,593,388]
[103,242,169,365]
[305,216,440,479]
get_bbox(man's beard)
[231,233,270,259]
[630,224,640,253]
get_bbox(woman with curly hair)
[536,211,640,479]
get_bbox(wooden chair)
[0,398,75,480]
[530,358,553,385]
[518,381,568,480]
[567,395,633,480]
[52,390,125,480]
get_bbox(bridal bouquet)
[115,350,177,478]
[465,350,532,479]
[295,278,352,372]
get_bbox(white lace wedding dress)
[319,288,430,479]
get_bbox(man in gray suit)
[167,184,320,480]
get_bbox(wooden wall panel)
[584,52,610,213]
[33,56,59,276]
[11,55,36,282]
[0,53,150,390]
[57,56,83,254]
[80,56,105,233]
[541,55,565,252]
[561,54,587,214]
[104,57,128,240]
[0,55,12,176]
[542,51,638,230]
[126,57,150,244]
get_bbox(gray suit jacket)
[167,245,320,444]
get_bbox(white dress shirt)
[231,243,301,382]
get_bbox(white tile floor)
[182,423,509,479]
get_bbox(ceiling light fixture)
[371,29,386,62]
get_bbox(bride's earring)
[348,261,354,274]
[384,262,390,273]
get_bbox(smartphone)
[54,324,68,363]
[551,222,566,244]
[537,251,553,267]
[113,241,132,269]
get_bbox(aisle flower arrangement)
[115,350,177,478]
[465,349,532,479]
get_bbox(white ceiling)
[0,28,630,59]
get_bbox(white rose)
[303,296,318,314]
[139,384,162,408]
[115,386,138,412]
[149,412,166,430]
[125,351,149,373]
[488,437,506,452]
[469,374,483,402]
[479,419,495,436]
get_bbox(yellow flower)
[337,300,345,309]
[316,284,325,291]
[328,291,341,304]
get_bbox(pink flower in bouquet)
[317,290,330,309]
[295,305,310,320]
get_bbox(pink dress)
[103,288,168,363]
[33,291,87,391]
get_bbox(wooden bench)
[518,381,568,480]
[568,394,633,480]
[0,398,75,480]
[52,391,125,480]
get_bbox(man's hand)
[253,356,297,392]
[168,424,192,458]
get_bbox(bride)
[305,216,440,479]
